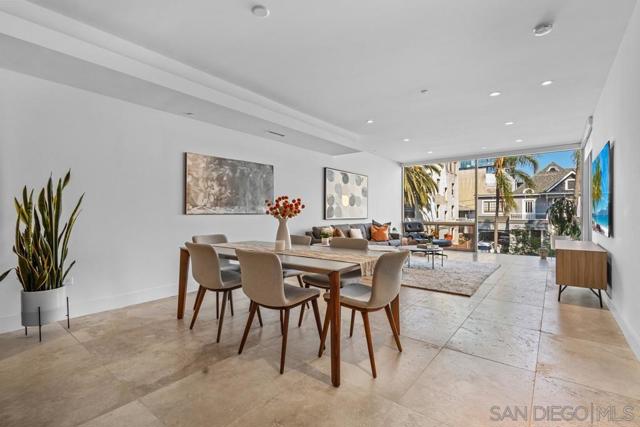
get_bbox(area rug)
[401,257,501,297]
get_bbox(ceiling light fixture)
[420,89,429,94]
[541,80,553,86]
[183,112,194,116]
[504,121,515,126]
[366,119,374,124]
[427,151,433,154]
[403,138,410,142]
[533,23,553,37]
[251,5,270,17]
[489,91,502,97]
[515,139,523,143]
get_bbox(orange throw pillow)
[333,227,345,238]
[371,224,389,241]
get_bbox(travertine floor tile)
[446,318,540,370]
[77,400,163,427]
[399,349,535,427]
[537,333,640,400]
[470,297,543,330]
[541,303,626,347]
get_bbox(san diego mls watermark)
[489,404,636,423]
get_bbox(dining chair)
[318,250,409,378]
[298,237,368,327]
[192,234,240,318]
[282,234,312,284]
[236,249,322,374]
[185,242,261,343]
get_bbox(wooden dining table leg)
[391,294,400,335]
[329,271,341,387]
[177,248,190,319]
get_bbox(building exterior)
[477,162,577,246]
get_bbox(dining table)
[176,241,400,387]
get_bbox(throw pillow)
[349,228,364,239]
[333,227,345,238]
[371,224,390,241]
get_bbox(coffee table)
[400,245,445,269]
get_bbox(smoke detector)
[533,23,553,37]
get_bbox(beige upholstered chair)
[191,234,240,318]
[282,234,312,282]
[236,249,322,374]
[185,242,249,343]
[318,250,409,378]
[298,237,368,327]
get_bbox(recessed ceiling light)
[183,112,194,116]
[489,91,502,97]
[541,80,553,86]
[533,23,553,37]
[515,139,524,143]
[420,89,429,94]
[403,138,410,142]
[366,119,374,124]
[504,121,515,126]
[251,5,270,17]
[427,151,433,154]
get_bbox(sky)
[479,149,576,175]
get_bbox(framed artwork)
[591,141,612,237]
[323,167,368,219]
[184,152,274,215]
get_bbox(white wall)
[0,69,402,332]
[585,1,640,357]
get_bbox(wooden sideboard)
[555,240,608,308]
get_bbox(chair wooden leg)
[190,286,206,330]
[238,301,257,354]
[349,309,356,338]
[311,298,322,338]
[280,310,284,335]
[216,293,219,319]
[297,275,309,309]
[318,302,331,357]
[362,311,377,378]
[216,291,228,343]
[193,286,205,310]
[298,301,306,327]
[229,291,234,316]
[384,305,403,352]
[280,309,290,374]
[256,306,263,327]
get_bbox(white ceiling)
[25,0,638,162]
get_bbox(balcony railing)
[509,213,548,220]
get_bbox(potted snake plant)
[0,171,83,328]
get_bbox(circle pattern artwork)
[324,168,368,219]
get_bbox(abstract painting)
[591,142,612,237]
[324,167,368,219]
[185,152,274,215]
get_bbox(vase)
[276,217,291,250]
[21,286,67,327]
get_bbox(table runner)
[211,241,384,276]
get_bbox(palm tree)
[492,156,538,251]
[572,149,582,200]
[592,160,603,210]
[403,165,442,216]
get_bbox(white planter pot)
[21,287,67,327]
[321,237,331,245]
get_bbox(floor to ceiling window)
[403,148,582,255]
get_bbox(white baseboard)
[607,295,640,360]
[0,282,198,334]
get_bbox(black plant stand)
[25,297,70,342]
